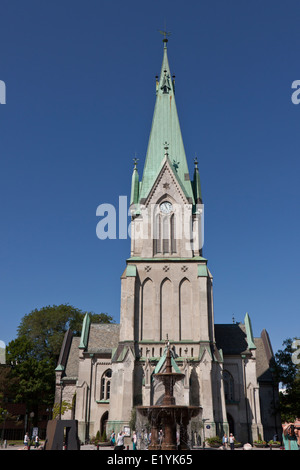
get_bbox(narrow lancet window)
[153,207,177,256]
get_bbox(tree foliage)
[16,304,114,362]
[5,304,114,419]
[52,400,73,420]
[274,337,300,422]
[6,337,55,408]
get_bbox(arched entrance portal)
[227,413,234,435]
[100,411,109,439]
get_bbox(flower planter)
[253,443,266,448]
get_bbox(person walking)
[229,433,235,450]
[24,432,30,450]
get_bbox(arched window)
[170,214,176,253]
[101,369,112,400]
[223,370,234,401]
[153,209,177,255]
[162,216,170,253]
[153,213,161,254]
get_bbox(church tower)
[107,36,227,436]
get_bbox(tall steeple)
[138,36,195,205]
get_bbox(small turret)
[192,157,202,204]
[130,158,139,206]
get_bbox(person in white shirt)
[229,433,235,450]
[115,431,125,450]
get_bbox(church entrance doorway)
[227,413,234,435]
[100,411,109,439]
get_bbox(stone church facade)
[55,38,280,445]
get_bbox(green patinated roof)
[130,161,140,206]
[244,312,256,350]
[197,264,208,277]
[126,264,137,277]
[154,347,181,374]
[79,312,91,349]
[139,40,195,204]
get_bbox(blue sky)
[0,0,299,355]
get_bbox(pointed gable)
[144,154,191,207]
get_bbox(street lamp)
[241,354,251,443]
[59,380,63,420]
[202,418,209,448]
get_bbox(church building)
[55,37,280,446]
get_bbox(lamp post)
[202,418,208,448]
[86,353,94,443]
[241,354,251,443]
[1,410,8,444]
[59,380,63,420]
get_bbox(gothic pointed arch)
[100,410,109,438]
[141,277,154,340]
[223,370,234,401]
[179,277,192,340]
[100,369,112,400]
[160,277,174,340]
[152,193,178,256]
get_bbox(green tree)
[52,400,73,420]
[274,338,300,422]
[6,337,56,423]
[6,304,114,425]
[16,304,114,362]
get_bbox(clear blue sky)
[0,0,299,355]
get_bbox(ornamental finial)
[158,25,171,46]
[164,141,169,157]
[133,155,139,169]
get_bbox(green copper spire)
[139,37,195,204]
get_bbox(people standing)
[176,430,180,449]
[222,433,228,449]
[34,434,40,449]
[115,431,125,450]
[132,431,137,450]
[229,433,235,450]
[110,430,116,447]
